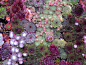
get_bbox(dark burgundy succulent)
[11,4,20,14]
[16,10,25,20]
[75,26,82,32]
[59,60,67,65]
[75,40,83,46]
[42,55,55,65]
[74,4,83,16]
[73,61,82,65]
[49,44,60,57]
[67,62,73,65]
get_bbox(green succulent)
[69,0,79,5]
[50,5,56,11]
[83,60,86,65]
[54,58,60,64]
[67,52,76,62]
[63,32,74,42]
[64,42,74,53]
[59,48,65,53]
[76,55,84,62]
[60,52,67,59]
[62,5,72,16]
[0,7,8,18]
[43,9,49,14]
[34,41,40,46]
[36,43,48,54]
[27,44,36,55]
[37,27,43,32]
[51,18,61,28]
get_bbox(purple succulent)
[73,61,82,65]
[41,55,55,65]
[16,10,25,20]
[59,60,67,65]
[49,44,60,57]
[0,43,12,60]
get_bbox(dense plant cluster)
[0,0,86,65]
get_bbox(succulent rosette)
[0,43,12,60]
[0,7,8,18]
[49,44,60,57]
[51,18,61,28]
[73,61,82,65]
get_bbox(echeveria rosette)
[0,7,8,18]
[49,44,60,57]
[51,18,61,28]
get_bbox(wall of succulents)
[0,0,86,65]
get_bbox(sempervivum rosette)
[25,33,36,44]
[16,10,25,20]
[40,55,56,65]
[73,61,82,65]
[27,43,36,55]
[59,60,67,65]
[62,5,72,16]
[64,42,74,53]
[24,22,36,33]
[67,52,76,62]
[63,32,75,42]
[0,7,8,18]
[49,44,60,58]
[19,19,28,27]
[10,3,20,14]
[51,18,61,28]
[73,4,84,17]
[45,31,54,42]
[34,0,44,7]
[12,24,24,35]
